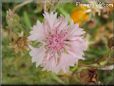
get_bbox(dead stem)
[13,0,33,12]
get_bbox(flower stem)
[13,0,33,12]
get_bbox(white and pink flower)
[28,12,87,73]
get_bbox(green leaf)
[23,11,31,29]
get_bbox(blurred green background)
[2,1,114,85]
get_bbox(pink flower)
[28,12,87,73]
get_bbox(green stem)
[51,73,65,84]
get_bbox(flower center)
[47,32,66,52]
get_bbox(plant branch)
[13,0,33,12]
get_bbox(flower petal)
[43,12,57,29]
[28,20,44,41]
[56,53,78,73]
[29,46,45,67]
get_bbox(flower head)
[6,9,20,27]
[71,5,90,25]
[28,12,87,73]
[10,32,28,53]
